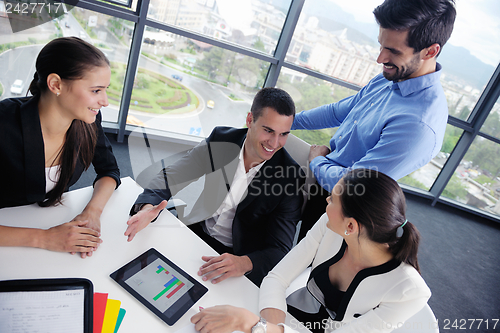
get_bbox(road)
[0,45,42,98]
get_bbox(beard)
[382,53,421,82]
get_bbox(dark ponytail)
[31,37,107,206]
[389,221,421,273]
[28,71,42,97]
[340,169,421,273]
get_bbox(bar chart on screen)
[125,259,193,313]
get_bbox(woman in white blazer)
[191,169,431,333]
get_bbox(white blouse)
[45,165,61,193]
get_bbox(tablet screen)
[110,248,208,325]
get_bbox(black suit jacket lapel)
[208,129,247,192]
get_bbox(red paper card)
[93,292,109,333]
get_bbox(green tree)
[441,124,462,154]
[442,174,468,200]
[398,174,428,190]
[457,105,471,120]
[465,137,500,177]
[253,38,266,53]
[481,110,500,139]
[197,47,226,80]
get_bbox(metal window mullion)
[264,0,305,88]
[77,0,138,22]
[430,62,500,204]
[447,116,473,133]
[116,0,150,142]
[478,132,500,145]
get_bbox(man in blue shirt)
[293,0,456,240]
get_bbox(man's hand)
[191,305,258,333]
[308,144,330,162]
[124,200,168,242]
[198,253,253,284]
[42,220,102,256]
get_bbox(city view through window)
[0,0,499,219]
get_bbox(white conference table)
[0,177,308,333]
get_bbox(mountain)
[438,44,496,90]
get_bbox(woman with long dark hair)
[0,37,120,258]
[191,169,430,333]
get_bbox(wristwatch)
[251,318,267,333]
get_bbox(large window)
[1,0,500,221]
[133,31,271,136]
[0,7,131,124]
[286,0,381,87]
[147,0,292,54]
[442,136,500,216]
[441,0,500,121]
[276,68,357,146]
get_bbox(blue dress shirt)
[292,63,448,192]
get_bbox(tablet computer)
[110,248,208,326]
[0,278,93,333]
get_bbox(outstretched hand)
[124,200,168,241]
[198,253,253,284]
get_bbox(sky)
[331,0,500,67]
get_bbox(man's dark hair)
[373,0,456,56]
[250,87,295,121]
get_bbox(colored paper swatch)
[93,293,109,333]
[101,299,121,333]
[113,308,126,333]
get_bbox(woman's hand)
[70,207,102,258]
[191,305,259,333]
[72,176,116,258]
[41,220,102,256]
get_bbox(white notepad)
[0,289,84,333]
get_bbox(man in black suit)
[125,88,305,286]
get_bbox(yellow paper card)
[101,299,121,333]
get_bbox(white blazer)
[259,214,431,333]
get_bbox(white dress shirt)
[205,140,265,247]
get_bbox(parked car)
[126,115,146,127]
[10,80,24,95]
[171,74,183,81]
[207,100,215,109]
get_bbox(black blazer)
[133,126,305,285]
[0,96,120,209]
